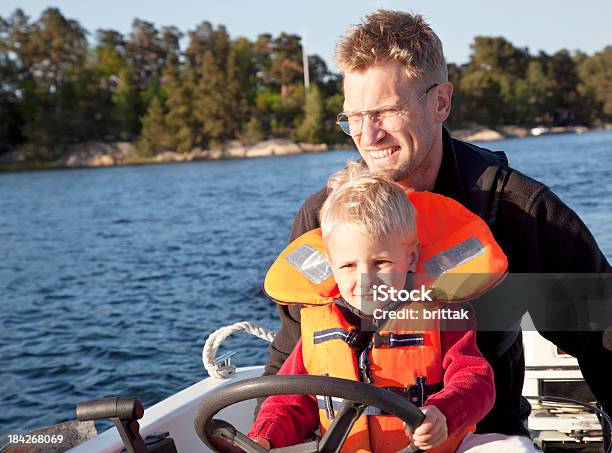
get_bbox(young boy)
[249,163,496,452]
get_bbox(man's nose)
[359,115,385,146]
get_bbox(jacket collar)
[432,127,469,206]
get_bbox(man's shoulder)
[453,136,549,210]
[299,186,328,219]
[290,186,328,240]
[453,136,509,169]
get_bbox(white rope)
[202,321,276,379]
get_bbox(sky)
[1,0,611,71]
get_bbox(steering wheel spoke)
[318,400,366,453]
[208,419,269,453]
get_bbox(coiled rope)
[202,322,276,379]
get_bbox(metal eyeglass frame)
[336,83,439,137]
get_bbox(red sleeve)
[424,327,495,436]
[248,338,319,448]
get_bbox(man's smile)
[366,145,401,159]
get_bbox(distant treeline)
[1,8,611,161]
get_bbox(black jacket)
[262,128,611,436]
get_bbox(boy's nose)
[357,268,380,288]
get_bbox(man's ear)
[433,82,453,123]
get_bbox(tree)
[253,33,273,82]
[111,67,140,139]
[469,36,529,78]
[293,85,323,143]
[160,26,182,66]
[458,70,503,126]
[524,59,554,124]
[7,8,90,158]
[269,33,304,99]
[225,37,257,139]
[126,19,166,87]
[0,15,23,147]
[193,50,228,146]
[92,29,138,139]
[185,21,213,68]
[576,47,612,122]
[162,61,197,152]
[138,95,170,155]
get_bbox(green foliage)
[225,37,257,138]
[293,85,323,143]
[192,49,228,145]
[239,117,265,145]
[0,16,23,145]
[448,37,603,128]
[269,33,304,99]
[137,95,170,155]
[470,36,529,78]
[162,62,196,152]
[576,47,612,122]
[111,67,140,139]
[320,93,346,144]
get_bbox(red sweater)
[249,328,495,448]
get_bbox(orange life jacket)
[263,191,508,453]
[301,302,471,453]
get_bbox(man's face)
[342,62,446,188]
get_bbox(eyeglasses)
[336,83,439,137]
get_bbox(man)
[263,8,611,449]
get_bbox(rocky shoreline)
[451,125,597,143]
[1,125,609,171]
[0,139,331,170]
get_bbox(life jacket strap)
[313,327,354,345]
[358,344,374,384]
[373,332,425,348]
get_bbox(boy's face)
[325,225,419,316]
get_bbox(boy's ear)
[407,240,420,273]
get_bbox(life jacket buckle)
[373,333,390,348]
[345,329,360,347]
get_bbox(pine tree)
[293,85,323,143]
[112,67,139,139]
[138,95,169,155]
[225,37,257,140]
[162,62,196,152]
[193,50,228,147]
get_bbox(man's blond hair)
[335,9,447,83]
[320,161,417,241]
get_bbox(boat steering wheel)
[194,374,425,453]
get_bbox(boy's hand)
[404,405,448,450]
[249,436,271,450]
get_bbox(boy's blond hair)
[335,9,447,83]
[320,161,417,241]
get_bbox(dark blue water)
[1,130,611,433]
